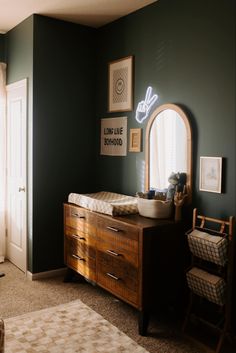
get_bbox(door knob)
[18,186,25,192]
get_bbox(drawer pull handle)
[106,249,120,256]
[71,234,85,241]
[72,254,85,261]
[106,226,120,232]
[106,272,120,281]
[71,213,85,219]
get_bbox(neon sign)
[135,86,158,123]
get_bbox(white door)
[6,79,27,272]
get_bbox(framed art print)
[108,56,133,112]
[100,117,127,156]
[129,128,141,152]
[199,156,222,193]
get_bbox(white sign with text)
[100,117,127,156]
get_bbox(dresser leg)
[63,268,75,282]
[64,268,87,283]
[138,310,149,336]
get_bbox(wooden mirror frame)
[145,103,192,203]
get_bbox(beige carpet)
[2,261,234,353]
[4,300,149,353]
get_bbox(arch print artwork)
[108,56,133,112]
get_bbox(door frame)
[6,78,28,273]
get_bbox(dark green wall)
[32,16,96,272]
[6,16,34,271]
[95,0,236,330]
[6,17,33,84]
[96,0,236,221]
[6,15,96,273]
[4,0,236,276]
[3,0,236,333]
[0,34,6,62]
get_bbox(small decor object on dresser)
[136,170,188,221]
[199,156,222,193]
[137,196,173,219]
[108,56,133,112]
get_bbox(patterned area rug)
[4,300,149,353]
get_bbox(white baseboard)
[27,267,67,281]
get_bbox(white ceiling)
[0,0,157,33]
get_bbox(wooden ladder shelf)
[183,208,235,353]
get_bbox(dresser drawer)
[97,250,139,306]
[96,236,138,267]
[65,235,96,281]
[64,204,96,235]
[65,227,96,256]
[96,217,139,256]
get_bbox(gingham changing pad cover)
[68,191,138,216]
[187,229,228,266]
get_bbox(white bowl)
[137,198,173,219]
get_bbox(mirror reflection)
[146,103,192,202]
[150,109,187,190]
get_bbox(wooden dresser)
[64,202,187,334]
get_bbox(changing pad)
[68,191,138,216]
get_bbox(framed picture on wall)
[129,128,141,152]
[108,56,133,112]
[100,117,127,156]
[199,156,222,193]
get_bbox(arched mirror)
[145,103,192,202]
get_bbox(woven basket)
[137,198,173,219]
[187,229,228,266]
[186,267,226,305]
